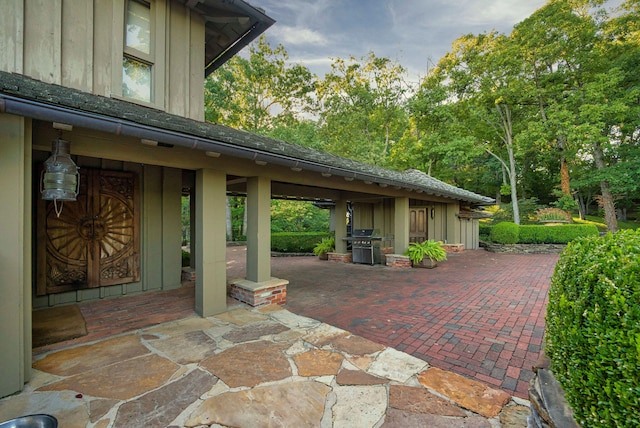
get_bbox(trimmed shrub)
[479,224,492,240]
[518,224,599,244]
[545,230,640,427]
[271,232,332,253]
[489,222,519,244]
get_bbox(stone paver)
[388,384,467,416]
[185,381,330,427]
[382,408,491,428]
[32,334,148,376]
[112,368,215,427]
[38,353,180,400]
[214,307,269,325]
[222,321,289,342]
[199,340,292,387]
[368,347,429,383]
[332,334,386,355]
[336,369,386,386]
[332,385,388,427]
[147,330,217,364]
[419,367,511,418]
[293,349,344,377]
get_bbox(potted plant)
[313,237,335,260]
[404,240,447,268]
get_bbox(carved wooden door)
[37,169,139,295]
[409,207,427,243]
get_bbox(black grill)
[350,229,380,265]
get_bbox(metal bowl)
[0,415,58,428]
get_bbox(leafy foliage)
[271,232,332,253]
[270,201,330,233]
[404,240,447,264]
[518,224,598,244]
[489,222,519,244]
[546,230,640,427]
[312,237,335,256]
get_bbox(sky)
[253,0,548,83]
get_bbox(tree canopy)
[204,0,640,231]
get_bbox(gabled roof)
[175,0,275,76]
[0,71,494,205]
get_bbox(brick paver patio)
[227,247,558,399]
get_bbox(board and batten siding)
[460,218,480,250]
[31,125,184,309]
[1,0,205,120]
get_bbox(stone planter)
[318,253,329,261]
[412,258,438,269]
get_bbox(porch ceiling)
[176,0,276,76]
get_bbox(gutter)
[0,93,492,205]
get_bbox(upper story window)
[123,0,153,103]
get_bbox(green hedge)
[488,222,598,244]
[479,224,492,239]
[545,230,640,427]
[489,222,519,244]
[271,232,332,253]
[518,224,599,244]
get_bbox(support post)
[195,168,227,316]
[334,200,348,253]
[394,197,410,254]
[446,202,461,245]
[0,114,31,398]
[246,176,271,283]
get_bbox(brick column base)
[443,244,465,253]
[228,277,288,307]
[327,252,352,263]
[385,254,411,268]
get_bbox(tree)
[205,35,316,133]
[511,0,640,231]
[205,36,317,238]
[422,32,528,223]
[316,53,411,166]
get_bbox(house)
[0,0,492,398]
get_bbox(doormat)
[32,304,88,348]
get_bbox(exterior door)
[409,207,427,243]
[37,169,140,295]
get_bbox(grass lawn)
[573,215,640,232]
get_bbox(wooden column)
[394,197,410,254]
[195,168,227,316]
[246,176,271,283]
[0,114,31,398]
[162,167,182,290]
[446,202,461,244]
[334,200,348,253]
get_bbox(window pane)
[122,57,152,102]
[126,0,150,55]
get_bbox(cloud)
[270,26,328,46]
[254,0,550,81]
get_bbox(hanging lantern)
[41,139,80,216]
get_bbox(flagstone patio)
[1,306,530,427]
